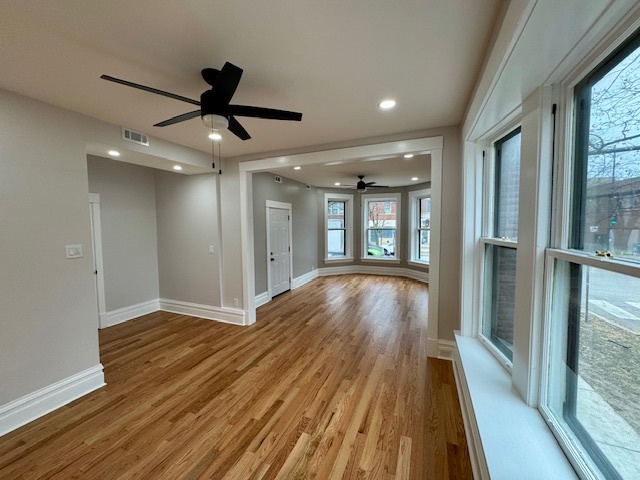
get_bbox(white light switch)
[65,244,83,259]
[209,245,214,254]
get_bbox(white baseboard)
[437,339,456,361]
[0,364,105,437]
[103,299,160,328]
[255,291,270,308]
[318,265,428,283]
[292,269,319,289]
[159,298,246,326]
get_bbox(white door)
[268,208,291,297]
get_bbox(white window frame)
[408,188,431,266]
[478,126,522,371]
[324,192,354,262]
[539,27,640,479]
[361,192,401,263]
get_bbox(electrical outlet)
[65,244,83,259]
[209,245,214,254]
[233,298,239,307]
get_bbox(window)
[362,193,400,260]
[324,193,353,261]
[480,127,521,363]
[409,188,431,264]
[542,33,640,480]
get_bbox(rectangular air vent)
[274,175,283,184]
[122,128,149,146]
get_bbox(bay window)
[362,193,400,260]
[409,188,431,264]
[324,193,353,261]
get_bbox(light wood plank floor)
[0,275,471,479]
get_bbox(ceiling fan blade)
[228,105,302,121]
[100,75,200,106]
[365,181,377,186]
[228,116,251,141]
[368,185,390,188]
[212,62,243,106]
[154,110,202,127]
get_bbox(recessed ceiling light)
[378,99,396,110]
[293,166,301,170]
[208,131,222,141]
[108,150,120,157]
[404,153,414,159]
[334,182,341,186]
[173,165,183,171]
[412,177,419,181]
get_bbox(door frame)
[265,200,293,301]
[89,193,107,329]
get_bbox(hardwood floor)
[0,275,471,479]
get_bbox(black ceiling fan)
[343,175,390,192]
[100,62,302,141]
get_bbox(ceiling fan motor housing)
[200,90,230,128]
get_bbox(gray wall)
[155,171,221,306]
[0,90,101,405]
[87,156,160,311]
[317,183,431,273]
[252,172,318,295]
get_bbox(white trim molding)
[292,269,319,289]
[437,339,456,361]
[318,265,428,283]
[103,299,160,328]
[159,298,246,326]
[254,291,270,308]
[0,364,105,437]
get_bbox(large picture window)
[324,193,353,261]
[543,32,640,480]
[480,127,521,363]
[362,193,400,260]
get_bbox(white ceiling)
[0,0,501,184]
[268,153,431,188]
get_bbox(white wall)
[87,156,160,311]
[0,90,101,405]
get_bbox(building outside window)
[481,127,521,363]
[542,32,640,480]
[362,193,400,260]
[324,193,353,260]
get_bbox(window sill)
[407,260,429,268]
[454,334,577,480]
[359,257,401,264]
[323,257,354,263]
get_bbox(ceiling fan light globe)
[202,114,229,130]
